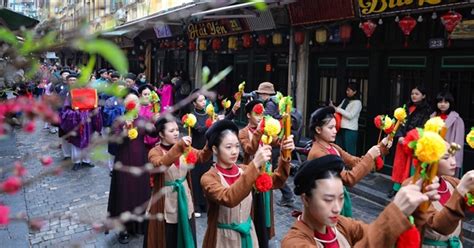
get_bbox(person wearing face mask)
[157,77,174,113]
[107,92,157,244]
[389,86,432,198]
[308,106,391,217]
[137,73,147,87]
[144,116,213,248]
[200,120,295,248]
[431,91,465,178]
[402,142,474,248]
[281,155,441,247]
[330,83,362,155]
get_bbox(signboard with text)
[187,19,250,39]
[357,0,469,17]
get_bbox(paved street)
[1,121,384,247]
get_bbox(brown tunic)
[403,176,466,246]
[307,141,389,187]
[201,157,291,248]
[146,140,212,248]
[239,125,263,165]
[281,203,411,247]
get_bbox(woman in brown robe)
[200,120,295,248]
[404,142,474,247]
[282,155,441,248]
[144,116,212,248]
[307,106,391,217]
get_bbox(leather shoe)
[118,231,130,244]
[72,163,81,171]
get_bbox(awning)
[0,7,39,31]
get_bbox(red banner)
[288,0,355,26]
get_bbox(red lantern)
[159,41,165,49]
[257,34,267,47]
[170,40,177,49]
[398,16,417,48]
[188,39,196,51]
[211,38,222,51]
[242,33,252,48]
[177,40,185,48]
[360,20,377,48]
[294,31,305,45]
[163,40,170,48]
[339,24,352,47]
[441,11,463,47]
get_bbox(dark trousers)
[165,218,197,248]
[271,147,294,201]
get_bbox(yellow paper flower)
[128,128,138,140]
[394,107,407,121]
[424,117,445,133]
[238,81,246,92]
[415,131,446,163]
[383,116,393,129]
[222,99,231,109]
[264,116,281,137]
[261,134,273,145]
[466,128,474,149]
[205,104,214,116]
[184,113,197,128]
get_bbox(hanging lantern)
[257,34,267,47]
[211,38,222,51]
[294,31,305,45]
[440,11,463,47]
[159,40,165,49]
[272,33,282,46]
[188,39,196,51]
[177,40,185,49]
[242,33,252,48]
[164,40,170,48]
[170,40,177,49]
[360,20,377,48]
[398,16,417,48]
[199,39,207,51]
[339,24,352,47]
[315,29,327,44]
[228,36,237,50]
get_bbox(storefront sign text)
[358,0,468,16]
[188,19,249,39]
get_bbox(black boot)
[82,162,95,168]
[72,163,81,171]
[118,231,130,244]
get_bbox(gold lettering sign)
[187,19,248,39]
[358,0,446,15]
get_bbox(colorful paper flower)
[465,193,474,212]
[125,101,137,111]
[185,150,198,164]
[221,99,231,109]
[396,216,420,248]
[205,118,213,128]
[149,91,160,103]
[374,115,383,129]
[263,116,281,137]
[383,116,393,130]
[384,123,395,135]
[205,103,215,116]
[402,128,422,154]
[278,96,293,116]
[255,173,273,192]
[414,131,446,163]
[40,156,53,167]
[261,134,272,145]
[182,113,197,128]
[424,117,445,133]
[394,107,407,121]
[0,205,10,225]
[1,176,22,195]
[128,128,138,140]
[234,81,246,101]
[467,127,474,149]
[252,103,264,115]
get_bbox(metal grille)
[245,10,275,32]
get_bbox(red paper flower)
[253,104,264,115]
[375,157,384,170]
[40,156,53,166]
[186,150,198,164]
[1,176,22,195]
[374,115,383,129]
[402,128,421,154]
[13,162,27,177]
[23,121,35,133]
[255,173,273,192]
[396,224,420,248]
[205,118,213,128]
[125,101,136,111]
[0,205,10,225]
[384,123,395,134]
[181,114,188,124]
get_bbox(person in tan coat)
[307,106,391,217]
[282,155,441,248]
[144,116,213,248]
[403,142,474,247]
[239,100,266,165]
[201,120,295,248]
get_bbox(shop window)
[318,69,337,105]
[388,56,426,68]
[442,56,474,68]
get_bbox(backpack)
[179,81,191,95]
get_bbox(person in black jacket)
[388,85,432,198]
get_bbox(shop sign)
[358,0,469,16]
[154,24,173,38]
[429,38,444,49]
[187,19,249,39]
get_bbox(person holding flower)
[307,106,391,217]
[200,120,295,248]
[431,91,465,177]
[107,92,157,244]
[157,77,174,113]
[282,155,441,247]
[389,86,432,198]
[144,115,213,248]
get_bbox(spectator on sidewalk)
[331,82,362,155]
[157,77,174,113]
[432,91,465,177]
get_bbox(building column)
[191,38,203,89]
[295,30,310,128]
